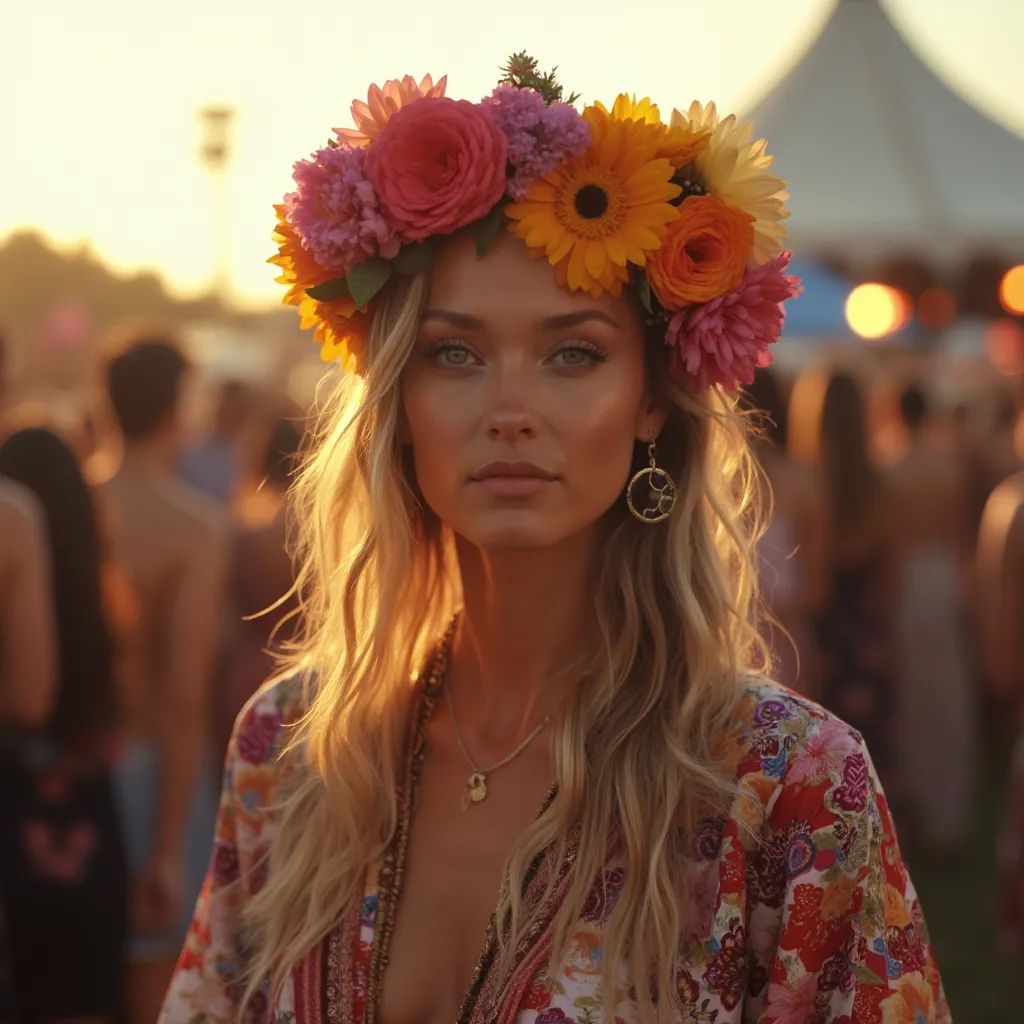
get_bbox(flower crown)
[271,54,802,393]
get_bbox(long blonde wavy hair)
[241,266,771,1023]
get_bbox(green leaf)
[346,257,392,309]
[474,204,506,258]
[393,241,436,276]
[306,276,350,302]
[637,273,654,315]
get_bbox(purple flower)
[536,1010,574,1024]
[694,817,726,861]
[286,143,400,273]
[833,752,870,813]
[785,833,816,878]
[236,708,282,765]
[753,697,793,727]
[482,85,590,199]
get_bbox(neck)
[119,434,178,477]
[450,529,596,744]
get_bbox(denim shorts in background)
[111,739,219,961]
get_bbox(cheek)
[556,384,642,496]
[401,379,469,501]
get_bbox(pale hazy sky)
[5,0,1023,309]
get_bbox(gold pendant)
[460,771,488,810]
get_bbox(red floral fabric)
[161,677,950,1023]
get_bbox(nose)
[483,359,538,442]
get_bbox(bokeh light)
[998,264,1024,315]
[845,283,912,341]
[986,318,1024,376]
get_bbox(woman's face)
[401,229,665,549]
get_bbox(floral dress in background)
[161,670,950,1024]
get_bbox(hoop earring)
[625,440,677,524]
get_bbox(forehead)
[425,228,642,331]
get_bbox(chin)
[459,510,573,550]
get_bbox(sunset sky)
[5,0,1023,309]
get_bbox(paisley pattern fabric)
[160,673,950,1024]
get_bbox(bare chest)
[375,737,553,1024]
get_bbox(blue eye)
[427,341,476,367]
[549,342,607,367]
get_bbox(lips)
[471,460,558,499]
[472,460,557,482]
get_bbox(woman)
[0,427,128,1023]
[789,369,899,798]
[163,62,947,1023]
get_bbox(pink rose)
[367,97,507,240]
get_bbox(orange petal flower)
[646,195,754,308]
[336,74,448,147]
[269,205,368,371]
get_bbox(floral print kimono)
[161,667,950,1024]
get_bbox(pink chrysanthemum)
[483,85,591,200]
[663,250,802,392]
[285,144,400,274]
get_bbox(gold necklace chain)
[443,678,552,810]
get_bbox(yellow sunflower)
[269,206,367,371]
[506,103,682,298]
[670,101,789,266]
[595,94,710,168]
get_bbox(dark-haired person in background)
[0,427,127,1024]
[884,383,976,854]
[789,368,899,794]
[978,388,1024,956]
[744,368,824,697]
[218,412,304,754]
[95,337,227,1024]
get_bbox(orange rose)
[646,195,754,308]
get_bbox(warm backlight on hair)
[845,283,911,341]
[999,265,1024,315]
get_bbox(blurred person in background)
[0,328,56,728]
[884,383,976,854]
[179,378,253,505]
[0,427,127,1024]
[0,472,56,1024]
[977,397,1024,954]
[217,412,303,754]
[789,368,898,793]
[744,368,824,697]
[96,337,227,1024]
[0,479,56,728]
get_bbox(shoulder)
[0,480,46,560]
[724,679,876,834]
[0,478,42,530]
[229,672,310,770]
[218,673,312,860]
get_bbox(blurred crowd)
[0,328,1022,1023]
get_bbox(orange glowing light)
[916,287,957,330]
[986,319,1024,376]
[845,283,911,341]
[999,265,1024,315]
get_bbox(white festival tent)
[744,0,1024,269]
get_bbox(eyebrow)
[420,308,621,331]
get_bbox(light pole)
[198,105,236,305]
